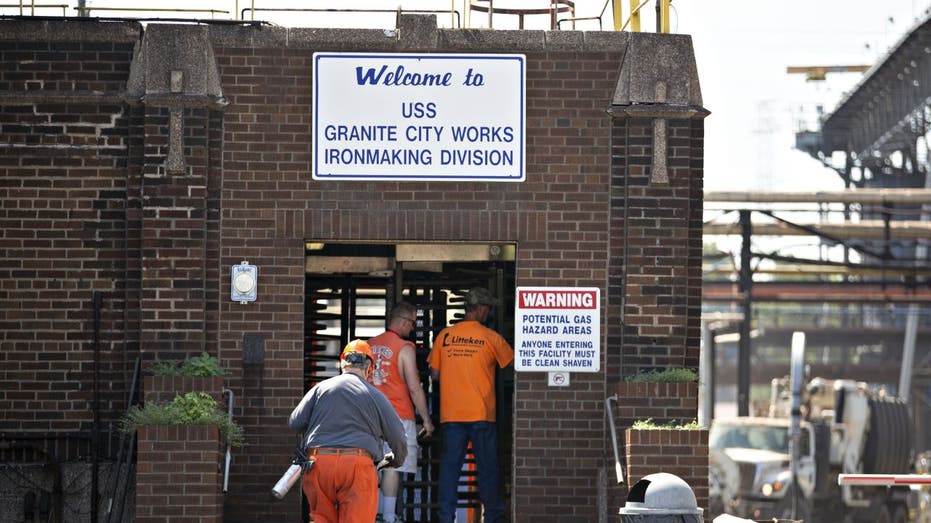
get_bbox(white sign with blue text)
[312,53,525,181]
[514,287,600,372]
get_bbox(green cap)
[465,287,497,306]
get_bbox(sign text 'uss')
[312,53,526,182]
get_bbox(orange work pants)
[301,453,377,523]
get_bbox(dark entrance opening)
[302,242,516,523]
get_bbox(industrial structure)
[702,9,931,459]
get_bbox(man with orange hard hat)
[289,339,407,523]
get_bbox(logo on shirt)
[370,344,394,385]
[440,333,484,347]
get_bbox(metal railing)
[74,5,230,17]
[1,1,67,15]
[2,0,673,33]
[468,0,575,30]
[239,6,461,27]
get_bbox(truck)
[709,376,927,522]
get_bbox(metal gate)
[303,242,515,522]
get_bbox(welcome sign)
[312,53,526,181]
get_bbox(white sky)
[675,0,931,192]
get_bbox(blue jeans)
[437,421,505,523]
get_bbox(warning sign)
[514,287,600,372]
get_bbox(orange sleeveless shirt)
[368,330,415,420]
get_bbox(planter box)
[615,381,698,428]
[625,428,709,522]
[136,424,224,523]
[612,381,705,519]
[135,376,226,521]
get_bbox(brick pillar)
[138,104,210,355]
[136,424,223,523]
[129,24,226,357]
[624,428,709,520]
[611,381,706,516]
[606,33,709,519]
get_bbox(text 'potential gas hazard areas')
[514,287,600,372]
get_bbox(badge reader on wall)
[231,261,257,304]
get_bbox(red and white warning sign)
[514,287,600,372]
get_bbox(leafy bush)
[632,418,701,430]
[624,367,698,383]
[150,352,224,377]
[120,392,244,447]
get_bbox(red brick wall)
[612,382,707,514]
[608,116,704,379]
[615,382,699,428]
[136,424,223,523]
[625,428,709,519]
[0,23,140,442]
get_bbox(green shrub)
[120,392,244,447]
[624,367,698,383]
[632,418,701,430]
[150,352,224,377]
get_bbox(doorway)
[303,242,516,523]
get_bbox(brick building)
[0,14,707,522]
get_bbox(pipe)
[699,321,712,427]
[223,388,234,492]
[789,332,805,520]
[900,165,931,401]
[92,290,101,523]
[738,210,753,416]
[114,432,134,523]
[106,357,141,523]
[604,395,624,484]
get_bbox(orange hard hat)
[340,339,374,366]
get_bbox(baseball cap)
[464,287,497,306]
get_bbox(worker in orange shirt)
[368,300,435,523]
[288,340,407,523]
[427,288,514,523]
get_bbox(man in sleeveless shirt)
[428,288,514,523]
[369,301,435,523]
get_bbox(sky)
[5,1,928,193]
[674,0,931,192]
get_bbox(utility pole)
[738,210,753,416]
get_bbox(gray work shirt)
[288,372,407,464]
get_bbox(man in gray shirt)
[289,339,407,523]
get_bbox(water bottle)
[271,463,303,499]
